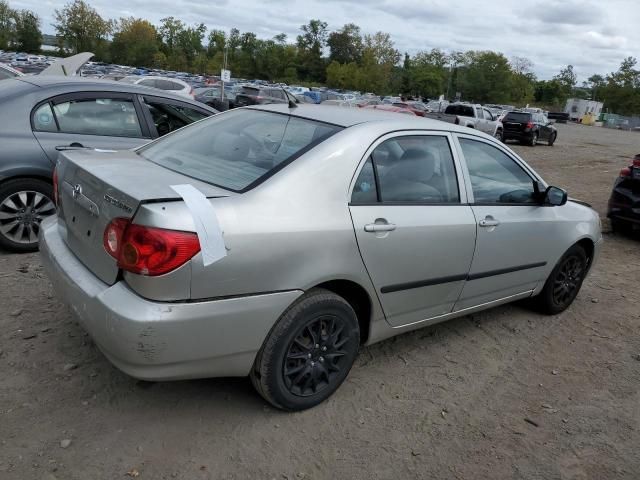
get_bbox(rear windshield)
[503,112,531,122]
[444,104,475,117]
[137,109,342,192]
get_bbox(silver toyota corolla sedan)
[40,104,602,410]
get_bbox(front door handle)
[479,216,500,227]
[364,223,397,232]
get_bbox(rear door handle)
[479,216,500,227]
[364,223,397,232]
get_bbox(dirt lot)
[1,123,639,480]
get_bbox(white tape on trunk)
[170,184,227,267]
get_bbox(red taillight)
[103,218,200,276]
[526,121,534,129]
[52,167,59,206]
[620,167,631,177]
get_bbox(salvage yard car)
[40,104,602,411]
[425,103,504,140]
[607,153,640,232]
[502,110,558,146]
[0,76,217,252]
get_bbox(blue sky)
[12,0,639,81]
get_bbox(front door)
[349,133,477,327]
[31,92,151,162]
[453,135,563,310]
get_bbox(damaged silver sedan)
[40,104,602,410]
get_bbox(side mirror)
[544,186,567,206]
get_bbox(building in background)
[565,98,604,122]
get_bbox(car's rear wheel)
[0,178,55,252]
[533,244,588,315]
[548,132,557,146]
[530,132,538,146]
[494,129,504,142]
[250,289,360,411]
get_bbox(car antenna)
[283,87,297,108]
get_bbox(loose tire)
[0,178,55,252]
[250,289,360,411]
[533,244,588,315]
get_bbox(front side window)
[459,138,536,204]
[51,97,142,137]
[138,109,342,192]
[354,135,460,204]
[143,99,208,136]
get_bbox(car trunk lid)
[56,148,231,285]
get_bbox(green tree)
[110,18,158,67]
[457,51,512,103]
[327,23,363,64]
[53,0,112,55]
[296,19,328,81]
[14,10,42,52]
[600,57,640,115]
[0,0,16,49]
[553,64,577,99]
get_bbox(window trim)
[452,133,546,206]
[30,91,151,139]
[349,130,469,206]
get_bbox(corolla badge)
[103,194,133,213]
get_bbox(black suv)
[502,111,557,146]
[234,86,297,107]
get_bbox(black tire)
[532,244,588,315]
[0,178,55,253]
[250,288,360,411]
[494,129,504,142]
[548,132,557,146]
[529,132,538,146]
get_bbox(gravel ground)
[1,123,639,480]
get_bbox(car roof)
[249,103,476,134]
[11,75,209,107]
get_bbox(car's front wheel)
[533,244,588,315]
[251,289,360,411]
[0,178,55,252]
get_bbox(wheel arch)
[312,279,372,345]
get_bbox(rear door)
[349,132,477,327]
[32,92,151,162]
[453,134,563,310]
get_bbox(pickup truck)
[425,103,504,140]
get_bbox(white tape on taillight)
[170,184,227,267]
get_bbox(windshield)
[137,109,342,192]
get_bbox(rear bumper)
[39,216,303,380]
[503,130,534,141]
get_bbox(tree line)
[1,0,639,115]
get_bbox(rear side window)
[52,98,142,137]
[32,103,57,132]
[138,109,342,192]
[503,112,531,123]
[352,136,460,204]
